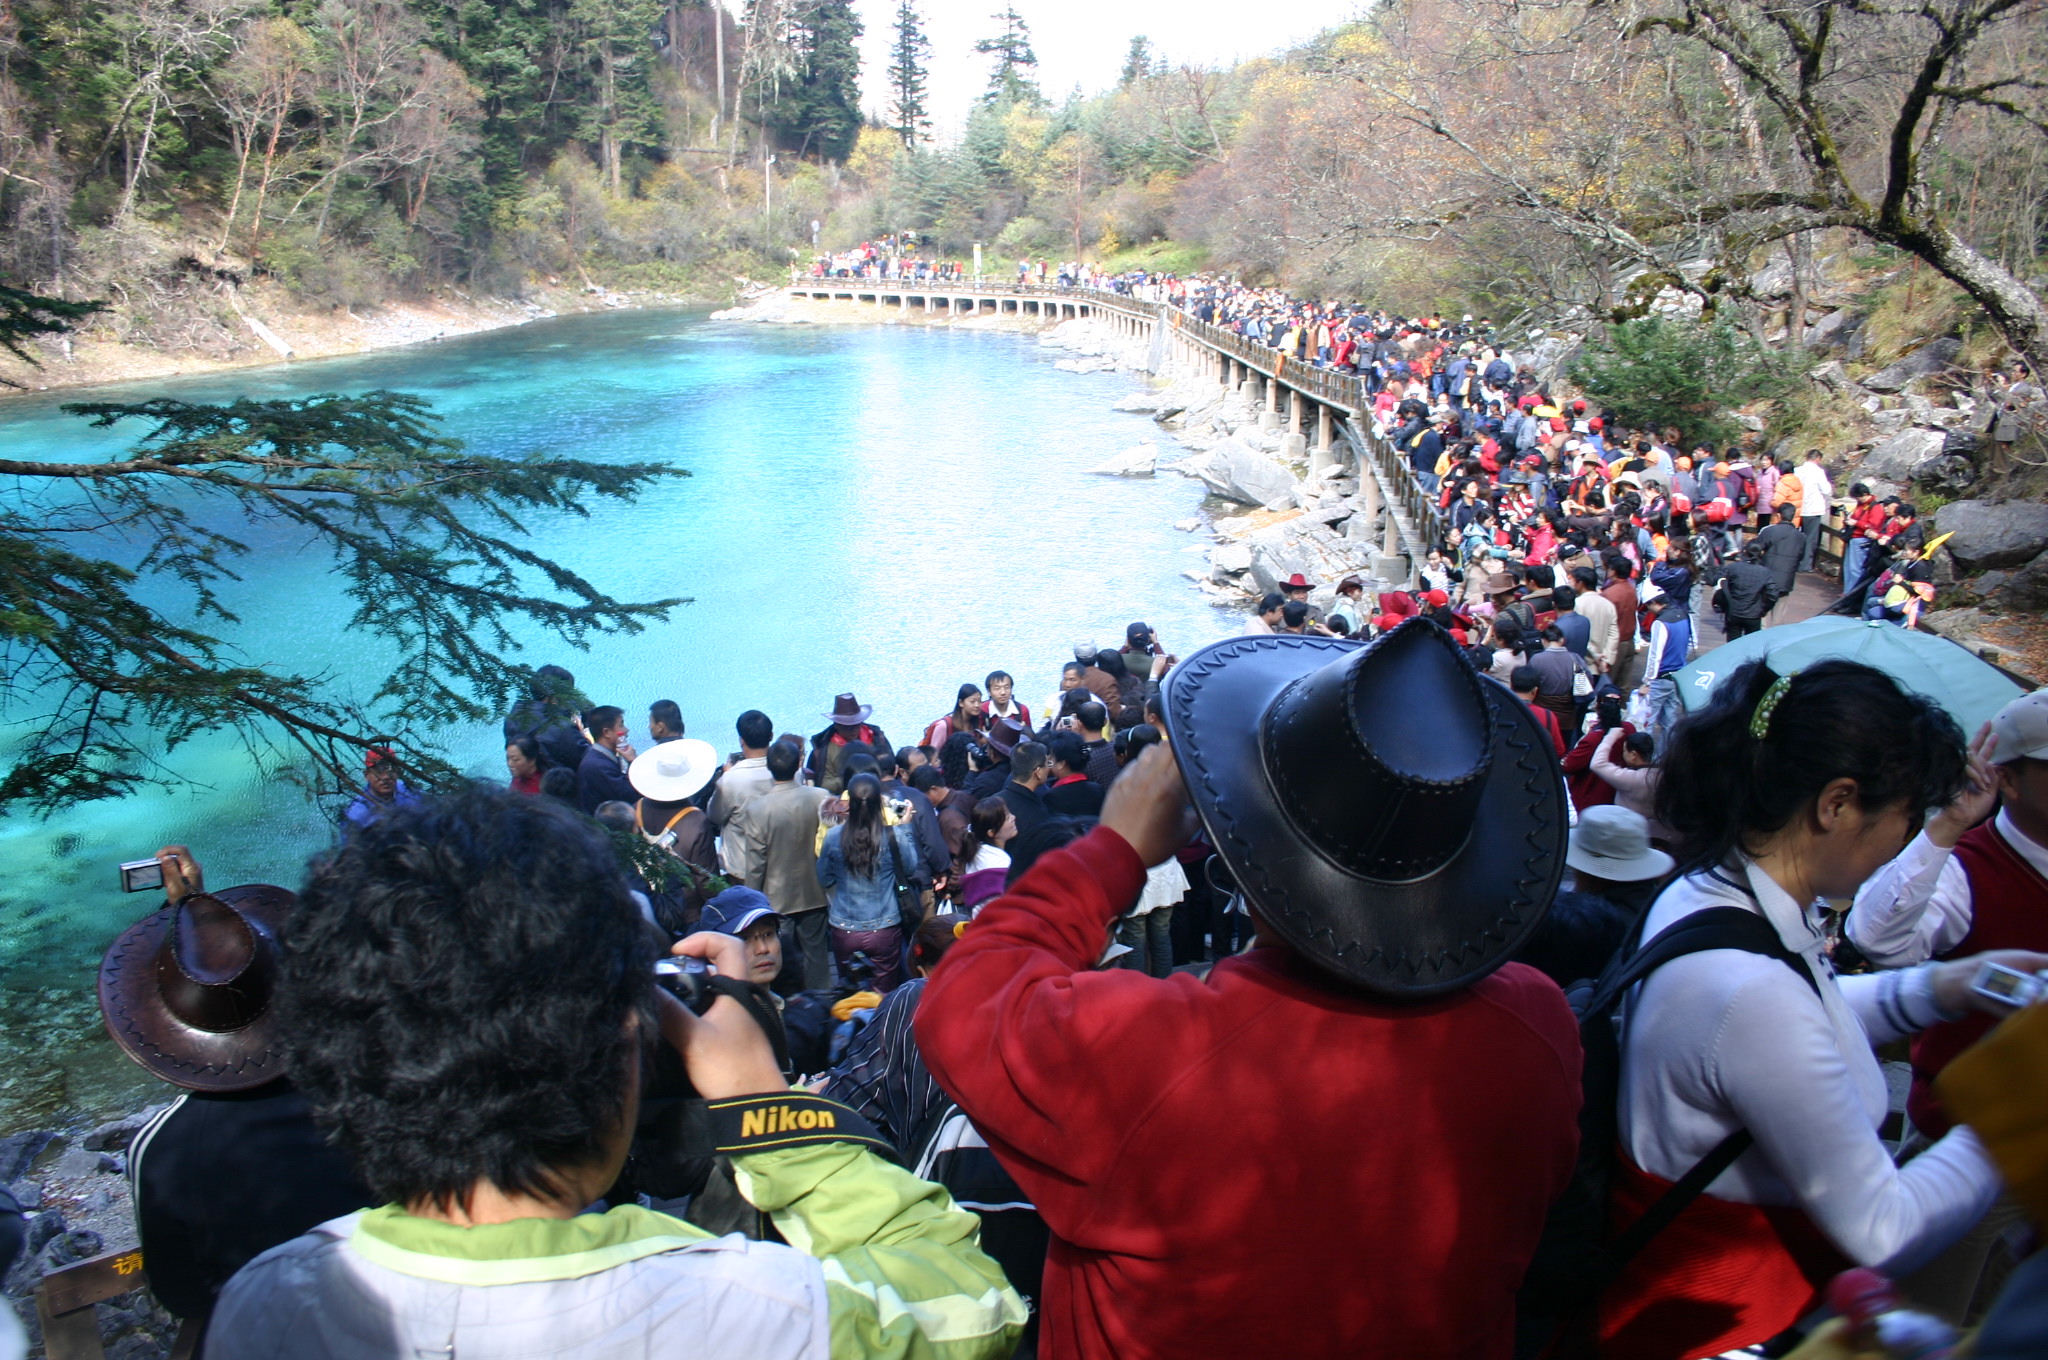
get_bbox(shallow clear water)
[0,307,1232,1131]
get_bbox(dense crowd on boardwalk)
[13,246,2045,1360]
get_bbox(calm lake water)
[0,306,1233,1131]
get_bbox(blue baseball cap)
[700,886,777,937]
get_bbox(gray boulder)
[1111,391,1165,413]
[1935,499,2048,571]
[1908,453,1976,496]
[1860,426,1945,480]
[1941,428,1980,457]
[1187,437,1299,507]
[2001,549,2048,611]
[1862,337,1963,393]
[1804,312,1862,353]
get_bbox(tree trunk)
[1894,222,2048,379]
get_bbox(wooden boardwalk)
[1693,570,1840,655]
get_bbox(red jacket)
[1562,722,1634,809]
[916,828,1583,1359]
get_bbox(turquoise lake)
[0,306,1234,1131]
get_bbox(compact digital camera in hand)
[1970,960,2048,1009]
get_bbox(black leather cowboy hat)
[1162,618,1566,999]
[98,884,295,1092]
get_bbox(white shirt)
[1798,460,1834,518]
[1620,859,1997,1271]
[1575,587,1618,670]
[1847,810,2048,965]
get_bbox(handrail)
[787,276,1370,410]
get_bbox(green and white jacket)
[205,1140,1027,1360]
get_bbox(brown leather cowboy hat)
[98,884,296,1092]
[1162,619,1566,999]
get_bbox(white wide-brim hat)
[629,739,719,803]
[1566,805,1674,884]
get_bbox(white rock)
[1089,443,1157,477]
[1210,542,1255,579]
[1112,391,1166,413]
[1187,437,1300,507]
[1174,518,1203,532]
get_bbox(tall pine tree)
[1120,35,1154,86]
[973,7,1039,107]
[759,0,862,161]
[888,0,931,149]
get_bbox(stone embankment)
[1035,316,1391,617]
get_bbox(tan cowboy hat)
[98,884,297,1093]
[629,738,719,803]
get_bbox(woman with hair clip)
[815,772,926,992]
[954,797,1016,913]
[1598,660,2048,1359]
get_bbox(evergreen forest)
[0,0,2043,369]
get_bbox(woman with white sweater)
[1600,659,2048,1359]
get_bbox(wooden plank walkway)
[1693,570,1840,655]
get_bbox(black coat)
[130,1081,372,1319]
[998,780,1049,837]
[1715,560,1780,621]
[577,742,637,814]
[1752,522,1805,594]
[1042,777,1106,818]
[502,701,588,771]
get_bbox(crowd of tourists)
[36,590,2046,1360]
[20,246,2045,1360]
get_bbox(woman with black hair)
[923,684,986,752]
[815,773,926,992]
[955,797,1016,912]
[1599,660,2048,1359]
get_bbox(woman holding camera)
[1599,659,2048,1358]
[815,772,927,992]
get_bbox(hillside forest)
[0,0,2044,374]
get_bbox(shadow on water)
[0,306,1235,1131]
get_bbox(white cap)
[1990,690,2048,765]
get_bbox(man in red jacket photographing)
[917,620,1585,1359]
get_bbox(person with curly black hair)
[206,784,1024,1360]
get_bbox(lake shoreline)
[0,279,711,399]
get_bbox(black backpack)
[1514,905,1822,1349]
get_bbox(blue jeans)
[1117,909,1174,977]
[1842,538,1873,598]
[1646,676,1685,756]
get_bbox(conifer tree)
[0,291,684,814]
[888,0,932,149]
[973,7,1039,107]
[1120,35,1154,86]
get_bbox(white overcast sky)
[831,0,1368,140]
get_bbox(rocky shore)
[4,1110,180,1357]
[1034,315,1392,620]
[0,279,696,396]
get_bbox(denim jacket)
[816,823,925,931]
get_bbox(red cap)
[365,746,397,769]
[1424,589,1449,607]
[1588,418,1603,430]
[1572,398,1587,411]
[1375,613,1404,632]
